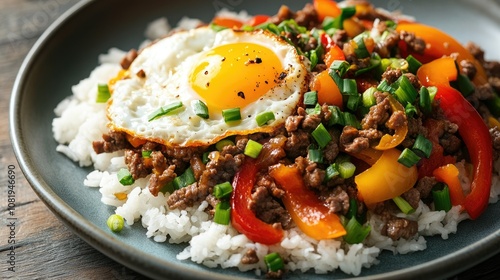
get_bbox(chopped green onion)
[432,183,452,212]
[202,151,210,164]
[172,167,196,189]
[215,139,235,151]
[256,111,276,126]
[327,106,345,126]
[117,168,134,186]
[264,252,284,272]
[325,163,340,181]
[213,181,233,199]
[346,198,358,219]
[343,112,361,129]
[142,150,152,158]
[214,200,231,225]
[222,107,241,123]
[96,83,111,103]
[306,103,322,115]
[427,86,438,101]
[344,216,371,244]
[244,139,263,159]
[405,102,417,118]
[330,60,350,77]
[392,196,415,214]
[338,161,356,179]
[355,57,381,76]
[309,49,319,70]
[453,73,475,97]
[419,86,432,115]
[308,146,324,163]
[148,101,184,121]
[106,214,124,232]
[390,58,409,71]
[377,79,395,94]
[397,148,421,168]
[311,123,332,148]
[486,94,500,118]
[193,100,209,119]
[330,6,357,29]
[353,34,370,58]
[304,91,318,107]
[342,78,358,95]
[346,95,360,111]
[394,75,418,105]
[362,87,377,107]
[406,55,422,74]
[209,23,228,32]
[412,134,433,158]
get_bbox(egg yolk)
[189,42,285,112]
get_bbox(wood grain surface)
[0,1,499,279]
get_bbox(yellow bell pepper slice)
[355,148,418,206]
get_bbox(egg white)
[107,27,307,147]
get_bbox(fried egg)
[107,27,308,147]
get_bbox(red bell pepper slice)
[230,158,284,245]
[418,57,493,219]
[247,15,270,26]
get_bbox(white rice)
[51,15,500,277]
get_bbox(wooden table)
[0,1,499,279]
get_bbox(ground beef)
[149,165,176,196]
[383,217,418,240]
[386,111,407,130]
[381,68,402,84]
[399,30,426,54]
[331,29,348,49]
[124,149,151,180]
[249,182,291,229]
[340,126,370,153]
[285,131,310,158]
[490,126,500,161]
[166,182,206,209]
[168,152,244,209]
[415,176,437,199]
[285,114,304,132]
[404,73,421,89]
[293,3,319,29]
[402,188,421,209]
[460,59,477,79]
[323,130,340,163]
[361,92,390,129]
[120,49,138,70]
[321,186,350,215]
[190,155,205,180]
[241,249,259,265]
[294,157,325,189]
[302,113,322,131]
[92,131,130,154]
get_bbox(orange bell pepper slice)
[433,164,466,208]
[313,0,341,22]
[310,70,343,108]
[416,56,457,87]
[355,148,418,206]
[396,22,488,86]
[269,164,346,240]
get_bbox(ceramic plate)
[10,0,500,279]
